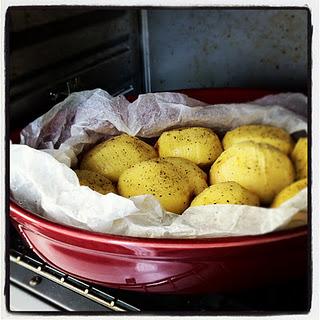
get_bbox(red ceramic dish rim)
[10,201,307,249]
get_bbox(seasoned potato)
[160,157,208,195]
[75,169,116,195]
[210,142,295,204]
[271,178,307,208]
[191,182,260,207]
[222,124,294,155]
[155,127,223,166]
[291,137,308,179]
[283,211,307,229]
[80,134,157,182]
[118,159,193,214]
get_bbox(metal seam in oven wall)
[140,10,151,93]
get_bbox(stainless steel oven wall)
[145,9,308,92]
[8,8,309,128]
[8,7,142,128]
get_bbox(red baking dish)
[9,88,308,294]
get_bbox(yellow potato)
[75,169,116,195]
[223,125,294,155]
[210,142,295,204]
[284,211,307,229]
[118,159,193,214]
[80,134,157,182]
[191,182,260,207]
[271,178,307,208]
[160,157,208,195]
[291,137,308,179]
[155,127,223,166]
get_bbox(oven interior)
[7,6,310,313]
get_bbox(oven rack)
[10,248,140,312]
[8,225,309,313]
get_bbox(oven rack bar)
[10,249,140,312]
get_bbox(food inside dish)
[118,159,193,214]
[291,137,308,180]
[222,124,294,155]
[159,157,208,195]
[155,127,223,166]
[191,181,260,207]
[75,169,117,195]
[75,125,307,213]
[271,178,307,208]
[210,141,295,204]
[80,134,157,182]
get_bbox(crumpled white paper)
[10,89,308,238]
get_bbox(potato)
[155,127,223,166]
[75,169,116,195]
[222,124,294,155]
[291,137,308,179]
[80,134,157,182]
[210,142,295,204]
[283,211,307,229]
[118,159,193,214]
[191,182,260,207]
[271,178,307,208]
[160,157,208,195]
